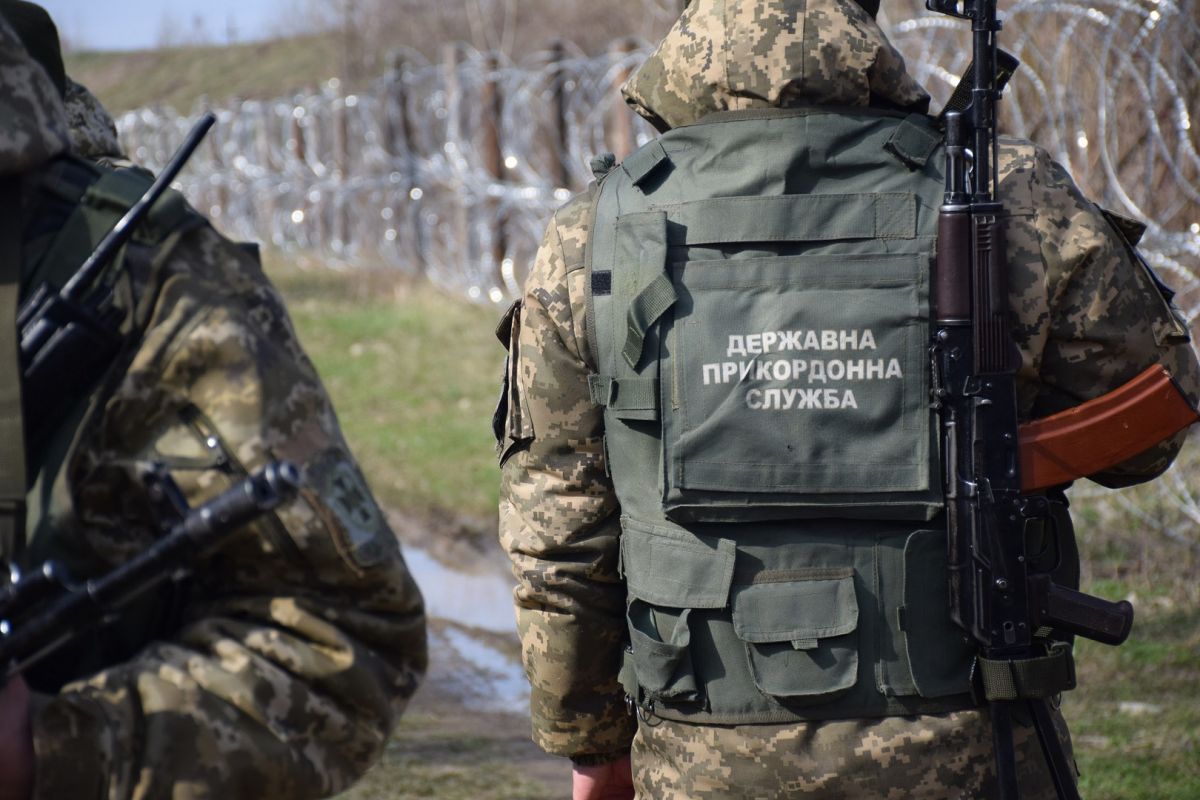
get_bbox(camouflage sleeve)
[497,191,636,760]
[1000,141,1200,488]
[30,226,427,799]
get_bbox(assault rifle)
[926,1,1197,798]
[0,461,300,684]
[17,111,215,454]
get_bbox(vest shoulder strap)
[884,114,942,170]
[16,157,205,509]
[1,176,26,559]
[27,156,199,294]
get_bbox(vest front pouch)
[658,194,941,522]
[620,516,734,709]
[732,570,859,703]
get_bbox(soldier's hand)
[0,675,34,800]
[572,754,634,800]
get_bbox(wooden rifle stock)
[1019,365,1199,492]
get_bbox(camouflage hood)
[64,78,125,161]
[0,16,69,175]
[623,0,931,132]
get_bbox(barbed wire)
[116,0,1200,553]
[886,0,1199,321]
[116,2,1199,312]
[118,42,658,301]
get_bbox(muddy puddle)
[401,545,530,715]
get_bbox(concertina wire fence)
[115,0,1200,555]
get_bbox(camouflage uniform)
[2,16,427,800]
[498,0,1199,796]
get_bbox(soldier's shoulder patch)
[305,446,394,569]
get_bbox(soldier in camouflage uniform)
[0,7,427,799]
[497,0,1200,798]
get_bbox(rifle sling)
[977,643,1077,701]
[0,176,27,559]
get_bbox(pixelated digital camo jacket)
[498,0,1200,772]
[2,30,427,800]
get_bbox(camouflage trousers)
[630,706,1076,799]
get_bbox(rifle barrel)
[61,111,216,300]
[0,461,299,681]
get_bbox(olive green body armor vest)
[587,108,983,723]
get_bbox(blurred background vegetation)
[64,0,677,112]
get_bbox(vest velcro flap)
[621,140,671,188]
[619,211,673,369]
[620,516,734,609]
[661,244,943,522]
[884,115,942,170]
[731,569,857,643]
[85,169,191,244]
[664,193,916,245]
[588,375,660,420]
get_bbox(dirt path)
[334,512,569,799]
[404,679,568,791]
[336,629,569,800]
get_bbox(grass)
[65,34,348,114]
[1068,604,1200,799]
[1060,451,1200,798]
[1072,445,1200,602]
[61,2,674,116]
[337,714,559,800]
[265,255,505,522]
